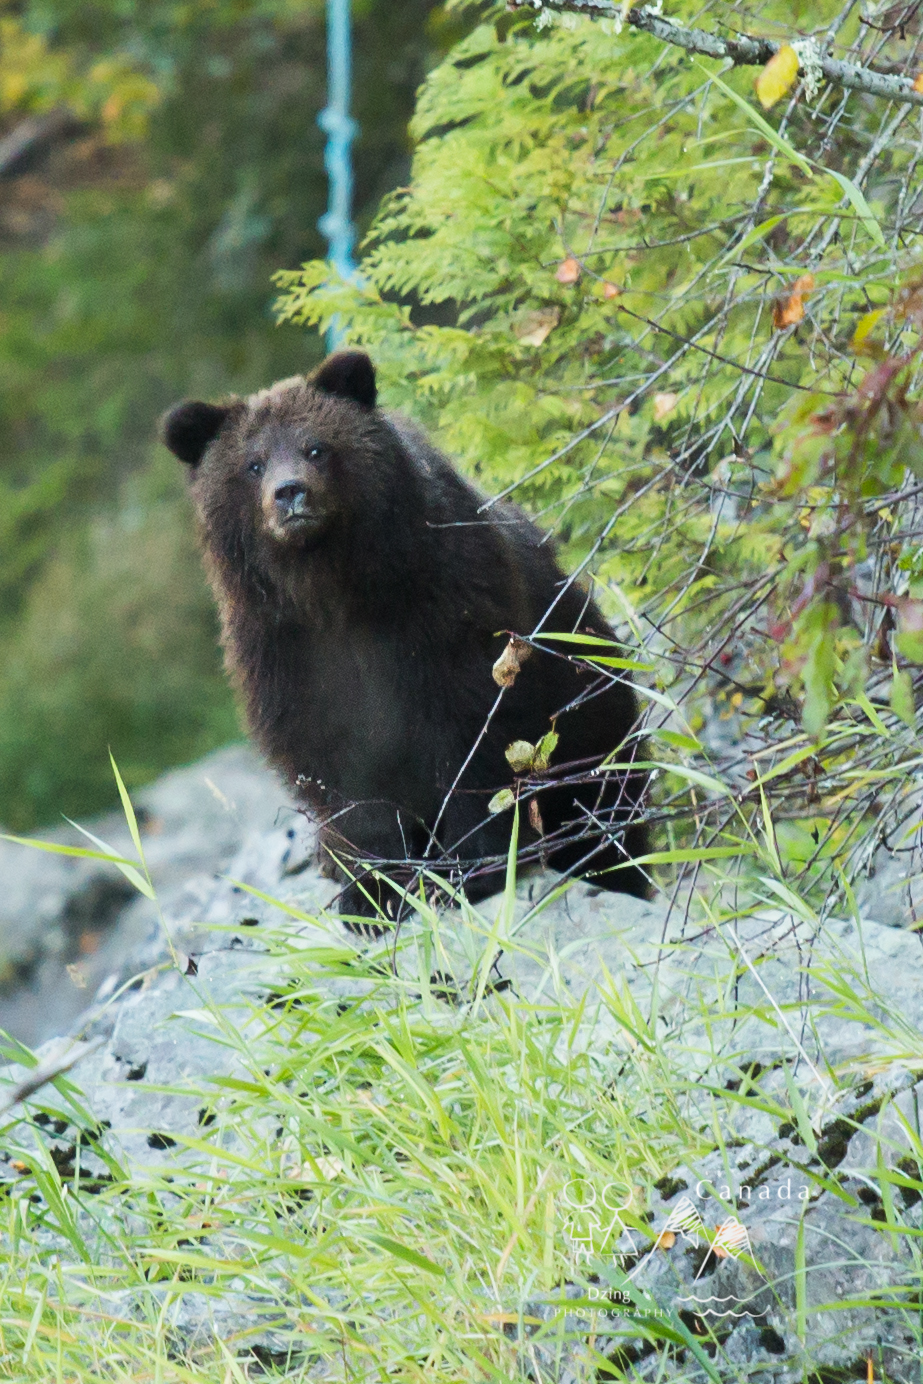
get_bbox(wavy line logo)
[678,1213,768,1319]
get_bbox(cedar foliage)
[277,0,923,906]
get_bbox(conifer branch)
[509,1,923,108]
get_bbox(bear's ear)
[161,401,232,467]
[312,351,377,410]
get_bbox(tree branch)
[508,1,923,108]
[0,108,84,180]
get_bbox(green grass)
[1,777,923,1380]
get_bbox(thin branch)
[0,109,83,180]
[510,1,923,107]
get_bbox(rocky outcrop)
[0,744,299,1045]
[2,748,923,1379]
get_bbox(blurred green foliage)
[0,0,449,828]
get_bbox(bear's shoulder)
[385,413,540,543]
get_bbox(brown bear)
[162,351,649,919]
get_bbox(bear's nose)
[274,481,308,519]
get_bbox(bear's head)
[160,351,408,593]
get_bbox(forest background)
[0,0,456,831]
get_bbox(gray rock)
[0,744,300,1046]
[855,836,923,928]
[396,877,923,1069]
[3,749,923,1379]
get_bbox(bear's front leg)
[318,799,425,931]
[429,792,524,904]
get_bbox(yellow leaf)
[514,307,560,347]
[653,392,679,421]
[851,307,886,353]
[914,72,923,94]
[488,788,516,815]
[492,635,533,686]
[505,740,536,773]
[313,1156,344,1181]
[756,44,800,110]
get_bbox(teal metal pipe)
[318,0,358,286]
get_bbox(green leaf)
[630,845,755,865]
[800,606,837,736]
[854,690,888,735]
[890,669,916,728]
[895,629,923,663]
[63,817,156,900]
[751,742,822,785]
[648,728,704,752]
[717,211,800,266]
[109,749,145,861]
[0,834,138,867]
[660,764,732,798]
[534,729,559,770]
[0,832,155,899]
[705,68,814,176]
[825,168,886,248]
[586,655,657,672]
[795,1211,808,1344]
[367,1235,446,1276]
[782,1062,818,1156]
[709,67,884,247]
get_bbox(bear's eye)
[248,460,265,477]
[304,444,323,461]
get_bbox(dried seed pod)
[492,635,533,687]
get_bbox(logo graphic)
[561,1179,637,1264]
[559,1183,776,1320]
[678,1213,766,1319]
[626,1194,707,1277]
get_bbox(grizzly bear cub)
[162,351,649,918]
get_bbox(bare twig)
[0,109,83,179]
[0,1037,104,1116]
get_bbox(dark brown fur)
[162,352,649,917]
